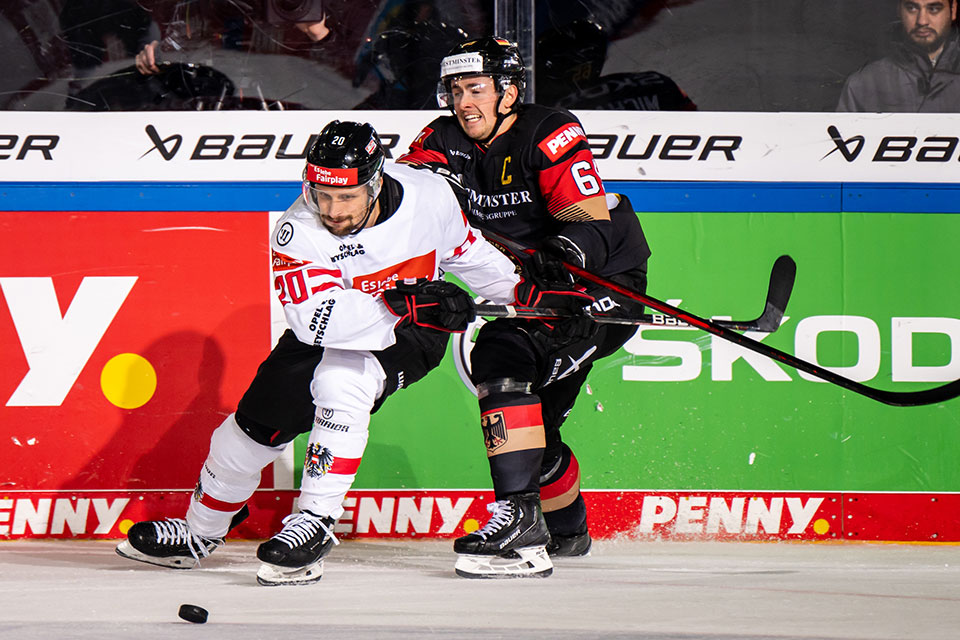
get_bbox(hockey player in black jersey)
[400,37,651,578]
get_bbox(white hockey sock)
[297,349,383,519]
[186,413,287,538]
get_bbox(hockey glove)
[516,236,595,313]
[527,235,588,288]
[383,280,476,333]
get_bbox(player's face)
[306,183,375,236]
[899,0,957,53]
[450,76,509,141]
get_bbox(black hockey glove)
[527,235,588,288]
[514,276,595,313]
[383,280,476,333]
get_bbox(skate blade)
[115,540,198,570]
[256,560,323,586]
[454,545,553,579]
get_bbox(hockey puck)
[178,604,208,624]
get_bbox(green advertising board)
[292,209,960,494]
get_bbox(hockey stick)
[476,254,795,332]
[482,229,960,407]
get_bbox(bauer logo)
[0,134,59,160]
[139,127,401,161]
[823,125,960,163]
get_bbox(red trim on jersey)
[540,452,581,501]
[398,128,451,167]
[537,122,588,162]
[310,281,341,294]
[329,456,362,475]
[306,267,342,278]
[196,493,246,513]
[537,148,606,216]
[452,229,477,258]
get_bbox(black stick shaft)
[483,230,960,407]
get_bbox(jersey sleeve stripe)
[307,267,342,278]
[311,281,341,294]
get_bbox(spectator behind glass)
[535,19,697,111]
[837,0,960,112]
[134,0,331,75]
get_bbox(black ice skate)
[453,491,553,578]
[256,510,339,586]
[115,507,248,569]
[546,530,593,557]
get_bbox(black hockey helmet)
[436,36,526,109]
[303,121,385,231]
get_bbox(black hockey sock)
[540,444,587,536]
[479,391,545,498]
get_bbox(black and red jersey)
[399,103,649,279]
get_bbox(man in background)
[838,0,960,111]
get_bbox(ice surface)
[1,538,958,639]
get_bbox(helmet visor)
[436,76,498,108]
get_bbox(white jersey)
[271,163,519,351]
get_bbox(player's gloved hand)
[383,279,476,333]
[516,237,595,313]
[527,235,588,288]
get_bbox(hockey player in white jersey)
[116,120,521,585]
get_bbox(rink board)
[3,489,960,542]
[1,111,958,542]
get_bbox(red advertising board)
[0,210,271,491]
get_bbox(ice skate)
[256,510,339,586]
[546,530,592,557]
[116,505,248,569]
[453,491,553,578]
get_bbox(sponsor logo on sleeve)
[272,250,309,271]
[538,123,587,162]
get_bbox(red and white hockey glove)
[383,280,476,333]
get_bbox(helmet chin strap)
[478,98,508,145]
[477,93,519,146]
[347,180,381,235]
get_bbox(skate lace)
[273,512,340,549]
[474,500,515,541]
[152,518,218,562]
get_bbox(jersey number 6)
[571,160,601,196]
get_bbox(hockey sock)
[540,444,587,536]
[297,349,383,520]
[479,391,546,498]
[187,414,287,538]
